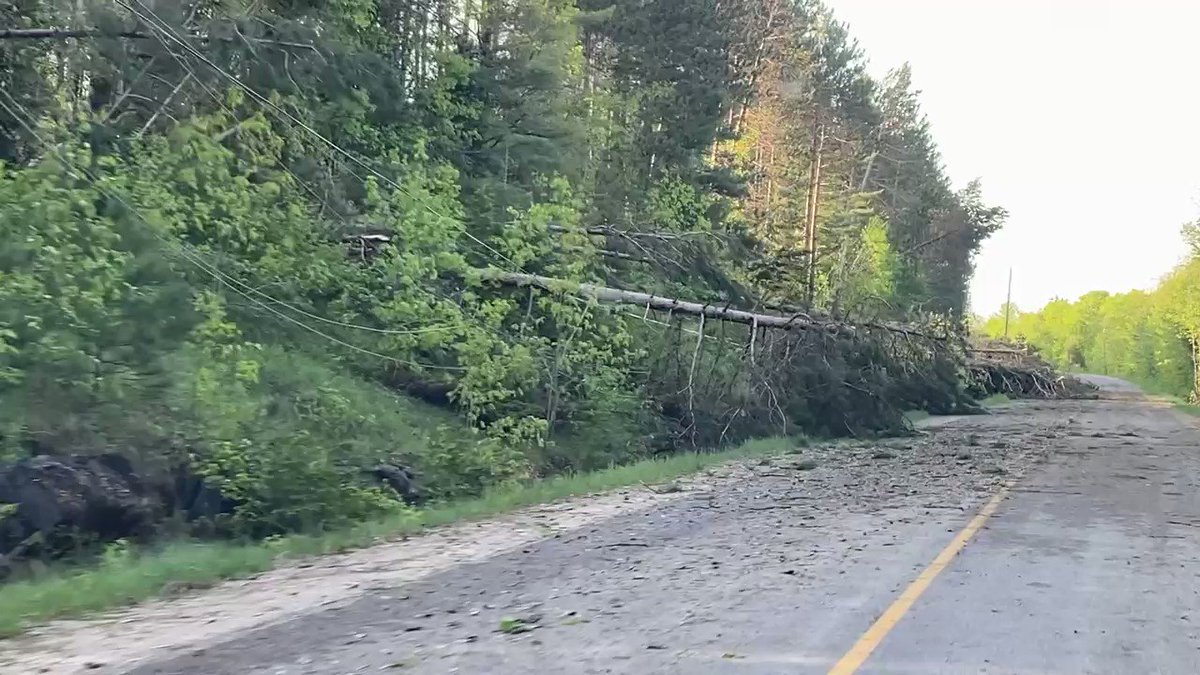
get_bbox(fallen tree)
[471,269,979,446]
[480,270,946,339]
[966,340,1097,400]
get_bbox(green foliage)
[0,148,195,459]
[498,616,538,634]
[983,243,1199,399]
[824,210,898,318]
[0,0,995,553]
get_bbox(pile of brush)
[966,340,1098,400]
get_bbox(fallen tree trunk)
[968,347,1028,356]
[481,270,944,340]
[546,223,722,241]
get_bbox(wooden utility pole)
[1003,267,1013,339]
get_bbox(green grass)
[0,435,796,639]
[1121,390,1200,417]
[1125,391,1199,415]
[903,409,931,423]
[1172,401,1200,417]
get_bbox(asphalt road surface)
[6,376,1200,674]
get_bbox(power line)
[12,1,645,378]
[0,28,147,40]
[117,0,620,339]
[85,18,464,341]
[0,87,465,372]
[130,22,521,348]
[118,0,522,274]
[124,0,619,325]
[0,27,321,51]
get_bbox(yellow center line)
[826,484,1013,675]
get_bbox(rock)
[371,464,422,505]
[0,453,237,566]
[168,468,236,522]
[0,454,166,560]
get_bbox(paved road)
[10,379,1200,674]
[857,378,1200,674]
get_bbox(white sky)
[826,0,1200,315]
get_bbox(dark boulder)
[166,467,237,522]
[370,464,422,505]
[0,454,166,560]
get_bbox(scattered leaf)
[498,616,539,634]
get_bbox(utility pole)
[1003,267,1013,339]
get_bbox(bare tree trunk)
[1191,336,1200,403]
[765,143,775,212]
[859,150,877,192]
[804,113,825,308]
[482,270,940,339]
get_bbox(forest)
[981,226,1200,401]
[0,0,1006,546]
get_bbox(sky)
[826,0,1200,316]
